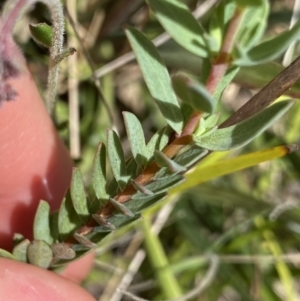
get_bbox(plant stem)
[179,6,244,137]
[69,6,245,241]
[142,216,182,298]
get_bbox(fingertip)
[60,251,95,283]
[0,259,96,301]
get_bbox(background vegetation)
[7,0,300,300]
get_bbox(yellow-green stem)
[142,215,182,298]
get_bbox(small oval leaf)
[58,192,81,240]
[92,143,108,200]
[107,130,130,190]
[33,200,52,244]
[71,168,90,219]
[27,240,53,269]
[51,243,76,260]
[123,112,148,167]
[12,239,30,262]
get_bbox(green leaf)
[71,168,90,219]
[58,192,81,240]
[235,2,269,50]
[204,114,219,129]
[29,23,53,48]
[212,67,240,102]
[27,240,53,269]
[125,27,183,133]
[194,101,293,151]
[142,174,185,194]
[174,146,208,169]
[92,143,108,200]
[234,19,300,66]
[12,239,30,262]
[171,145,295,194]
[154,150,187,174]
[172,74,216,113]
[107,130,130,190]
[33,200,52,244]
[49,211,59,244]
[0,248,16,260]
[126,192,167,213]
[123,112,148,167]
[147,0,210,58]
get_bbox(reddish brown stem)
[68,6,245,243]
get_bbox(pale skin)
[0,27,95,301]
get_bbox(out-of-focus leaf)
[33,200,52,244]
[235,2,269,50]
[125,27,183,133]
[107,130,130,190]
[27,240,53,269]
[147,0,210,58]
[235,62,300,97]
[92,143,108,200]
[172,74,216,113]
[234,19,300,66]
[51,243,76,260]
[124,112,148,167]
[171,145,295,194]
[0,249,16,260]
[73,233,97,249]
[194,101,293,151]
[234,0,264,7]
[12,239,30,262]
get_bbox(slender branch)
[180,6,244,137]
[64,6,114,124]
[66,0,80,159]
[118,255,219,301]
[39,0,65,115]
[220,55,300,128]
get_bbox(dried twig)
[118,255,219,301]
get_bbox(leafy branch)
[0,0,299,272]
